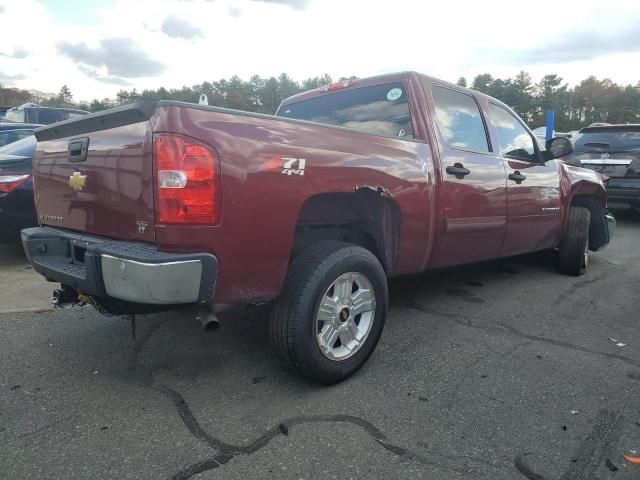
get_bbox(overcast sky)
[1,0,639,101]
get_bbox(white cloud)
[57,38,166,78]
[0,47,30,59]
[160,14,204,39]
[0,0,638,100]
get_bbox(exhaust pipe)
[196,304,220,332]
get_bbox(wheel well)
[570,194,607,250]
[292,189,401,273]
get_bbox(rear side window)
[431,86,489,154]
[33,109,64,124]
[277,83,414,139]
[0,135,36,156]
[574,129,640,151]
[488,103,537,162]
[0,130,34,147]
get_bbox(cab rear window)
[277,83,414,139]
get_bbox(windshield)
[277,82,414,139]
[0,135,36,156]
[574,129,640,151]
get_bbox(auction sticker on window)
[386,88,403,101]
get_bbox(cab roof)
[278,70,508,112]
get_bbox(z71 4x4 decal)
[259,155,307,176]
[281,157,306,176]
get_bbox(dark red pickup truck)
[22,72,614,383]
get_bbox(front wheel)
[269,241,388,384]
[557,206,590,276]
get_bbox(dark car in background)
[0,123,41,147]
[566,124,640,212]
[0,135,37,242]
[4,103,89,125]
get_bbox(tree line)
[2,71,639,130]
[458,72,640,130]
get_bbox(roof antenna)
[199,94,208,106]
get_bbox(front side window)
[489,103,537,162]
[431,86,489,154]
[277,82,414,139]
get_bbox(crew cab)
[22,72,614,384]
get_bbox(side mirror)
[545,136,573,161]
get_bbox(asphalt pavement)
[1,212,639,479]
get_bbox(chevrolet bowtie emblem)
[68,171,86,191]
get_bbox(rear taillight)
[153,133,220,224]
[0,174,30,193]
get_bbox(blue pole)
[545,110,555,141]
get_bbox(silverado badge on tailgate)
[68,171,86,191]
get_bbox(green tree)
[456,77,467,87]
[534,74,569,128]
[89,98,113,112]
[0,84,31,105]
[510,71,534,122]
[58,85,73,104]
[116,89,129,105]
[260,76,282,114]
[471,73,494,93]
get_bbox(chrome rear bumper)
[22,227,217,305]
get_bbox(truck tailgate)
[33,106,155,241]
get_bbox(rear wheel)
[557,206,590,276]
[270,241,388,384]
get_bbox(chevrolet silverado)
[22,72,615,383]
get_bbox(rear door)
[486,103,562,256]
[425,84,508,268]
[33,113,156,241]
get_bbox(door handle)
[508,171,527,184]
[446,164,471,178]
[68,137,89,163]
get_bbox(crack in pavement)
[118,301,639,479]
[402,300,640,369]
[124,318,468,479]
[160,384,468,479]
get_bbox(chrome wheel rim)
[315,272,376,361]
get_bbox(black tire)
[270,241,388,384]
[557,206,591,276]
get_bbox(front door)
[486,103,562,257]
[427,85,508,268]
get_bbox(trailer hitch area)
[51,286,87,307]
